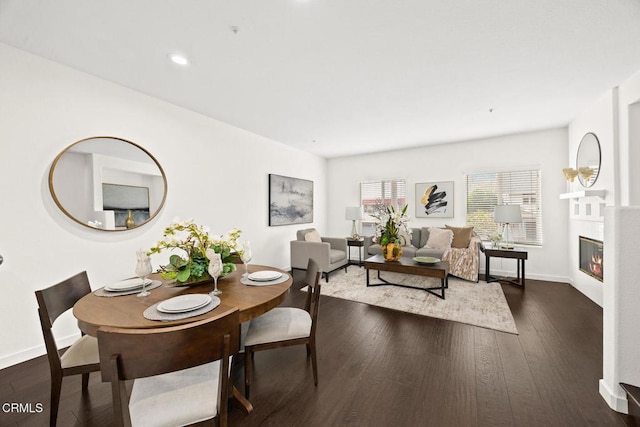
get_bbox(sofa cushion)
[401,246,418,258]
[329,249,346,263]
[445,225,474,248]
[410,228,421,248]
[305,230,322,242]
[415,247,446,259]
[425,227,453,250]
[399,228,412,246]
[419,227,430,248]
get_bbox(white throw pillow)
[425,227,454,250]
[305,230,322,242]
[399,228,412,246]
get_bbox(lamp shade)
[494,205,522,224]
[345,206,363,221]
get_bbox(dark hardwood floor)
[0,273,633,426]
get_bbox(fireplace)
[579,236,603,282]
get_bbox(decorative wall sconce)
[562,168,579,182]
[578,167,594,182]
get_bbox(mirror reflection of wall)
[576,132,601,188]
[49,136,167,231]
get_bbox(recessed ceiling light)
[169,53,190,66]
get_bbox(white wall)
[0,43,327,368]
[327,128,570,282]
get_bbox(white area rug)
[309,267,518,334]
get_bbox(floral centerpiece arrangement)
[147,218,241,284]
[373,204,410,261]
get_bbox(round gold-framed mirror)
[576,132,601,188]
[49,136,167,231]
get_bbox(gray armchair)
[290,228,348,282]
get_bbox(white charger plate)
[248,271,283,282]
[105,278,152,292]
[157,294,213,313]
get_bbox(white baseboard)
[599,379,629,414]
[480,268,569,284]
[0,334,79,370]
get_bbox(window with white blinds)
[360,180,407,234]
[466,170,542,246]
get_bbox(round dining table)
[73,264,293,337]
[73,264,292,414]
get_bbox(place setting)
[93,277,163,297]
[241,269,289,286]
[143,292,222,321]
[94,250,161,297]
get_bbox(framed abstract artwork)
[415,181,454,218]
[269,174,314,226]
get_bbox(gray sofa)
[290,228,348,282]
[363,227,482,282]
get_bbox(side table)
[346,238,365,267]
[483,247,528,288]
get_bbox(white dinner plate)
[157,294,212,313]
[248,271,283,282]
[412,256,441,264]
[105,278,152,292]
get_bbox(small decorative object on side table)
[346,237,365,267]
[483,247,528,288]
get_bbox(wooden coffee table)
[364,254,450,299]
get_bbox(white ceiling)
[2,1,640,158]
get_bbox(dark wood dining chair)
[97,307,240,427]
[35,271,101,427]
[243,258,322,398]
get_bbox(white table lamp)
[345,206,363,239]
[494,205,522,249]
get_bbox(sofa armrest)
[322,237,347,252]
[290,240,331,271]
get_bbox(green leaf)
[176,266,191,282]
[169,254,188,268]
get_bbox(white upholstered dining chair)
[243,258,322,398]
[97,308,240,427]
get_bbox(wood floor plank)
[494,331,552,426]
[474,327,515,426]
